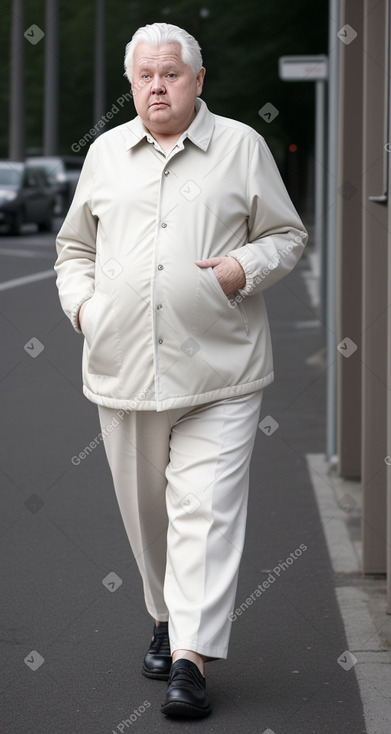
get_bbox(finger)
[195,258,223,268]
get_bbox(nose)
[151,74,166,95]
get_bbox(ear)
[196,67,206,97]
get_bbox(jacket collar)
[123,98,215,152]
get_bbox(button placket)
[154,157,177,399]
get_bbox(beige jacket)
[55,99,307,411]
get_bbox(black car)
[27,155,84,215]
[0,161,56,235]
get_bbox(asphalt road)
[0,223,367,733]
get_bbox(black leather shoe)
[142,622,172,680]
[161,658,211,718]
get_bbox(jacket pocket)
[82,290,122,377]
[207,268,249,335]
[195,267,249,338]
[233,295,249,334]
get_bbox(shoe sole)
[161,701,211,718]
[142,666,170,681]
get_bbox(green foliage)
[1,0,328,167]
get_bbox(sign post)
[279,55,328,325]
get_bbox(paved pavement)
[0,223,377,733]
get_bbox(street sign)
[279,55,328,81]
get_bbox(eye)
[141,74,150,80]
[166,73,176,79]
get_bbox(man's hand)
[195,256,246,297]
[78,299,90,332]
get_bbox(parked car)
[27,155,84,215]
[0,161,56,235]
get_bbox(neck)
[151,131,183,153]
[146,106,197,153]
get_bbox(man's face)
[131,42,205,136]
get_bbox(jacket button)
[164,170,169,176]
[158,264,164,270]
[158,338,163,344]
[161,222,167,228]
[157,304,163,310]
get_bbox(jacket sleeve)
[226,136,308,297]
[54,144,98,333]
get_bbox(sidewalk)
[307,455,391,734]
[292,237,391,734]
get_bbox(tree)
[1,0,328,207]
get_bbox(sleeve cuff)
[226,251,256,297]
[71,292,94,333]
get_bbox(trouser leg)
[165,390,263,660]
[97,406,173,621]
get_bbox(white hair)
[124,22,203,81]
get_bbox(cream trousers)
[98,390,263,660]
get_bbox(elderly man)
[55,22,307,719]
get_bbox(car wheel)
[9,209,23,236]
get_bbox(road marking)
[294,319,322,329]
[0,269,55,292]
[0,248,52,259]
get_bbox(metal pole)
[315,79,327,324]
[44,0,59,155]
[94,0,106,129]
[43,0,59,155]
[9,0,25,161]
[386,0,391,614]
[326,0,340,460]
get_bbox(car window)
[24,169,40,187]
[0,168,22,185]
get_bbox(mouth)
[150,101,169,108]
